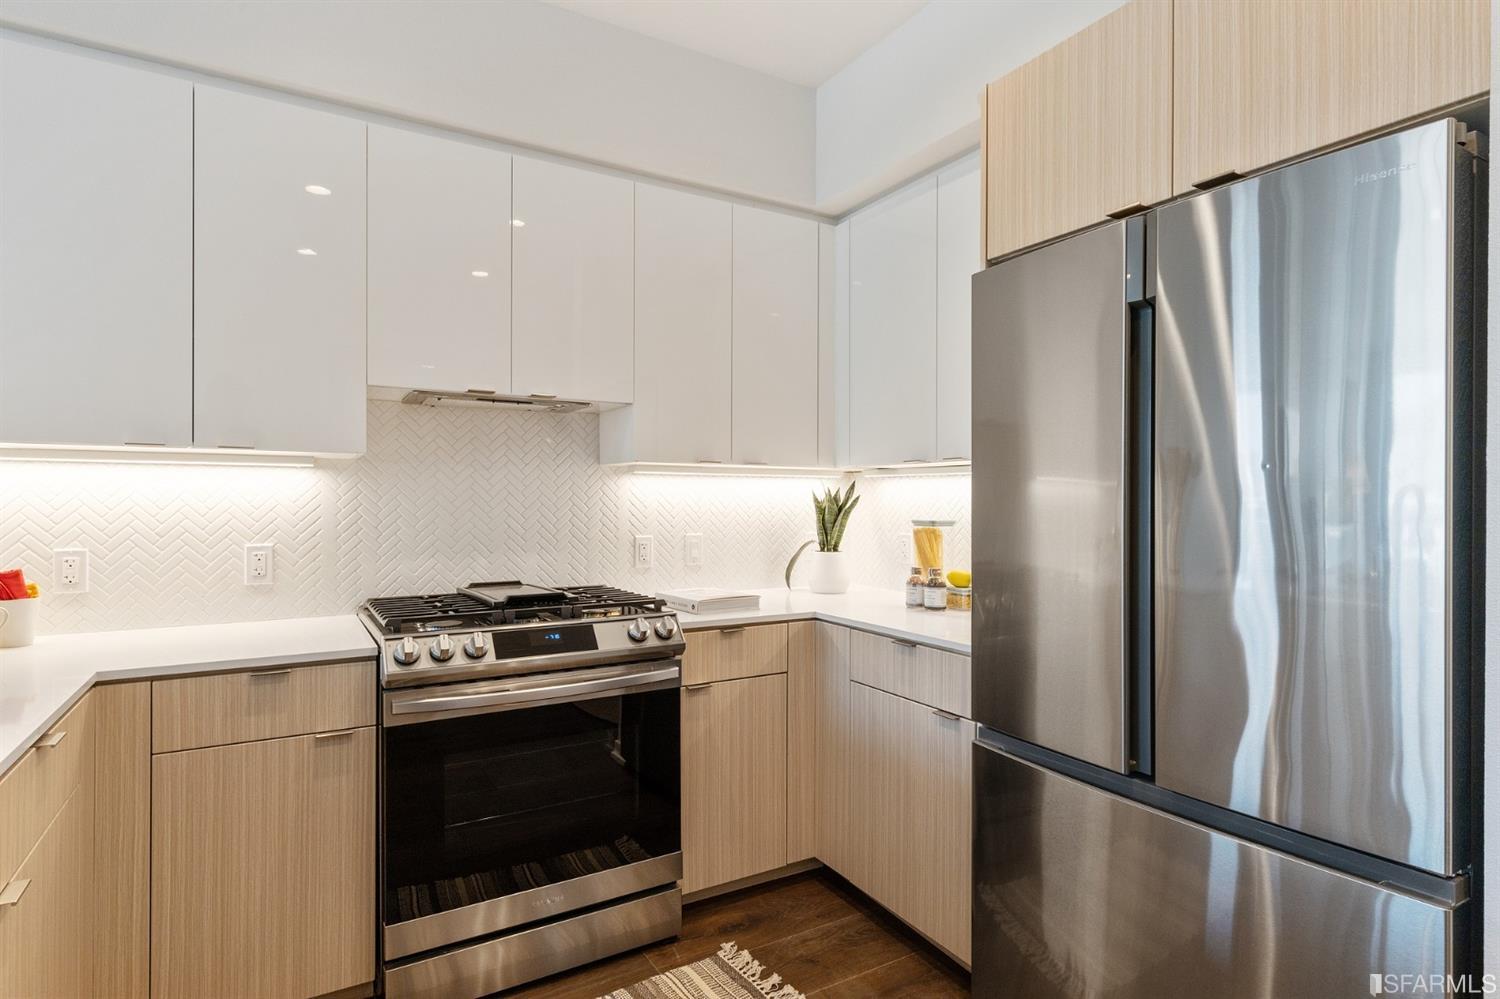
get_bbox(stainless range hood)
[399,389,591,413]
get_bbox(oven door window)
[383,686,680,925]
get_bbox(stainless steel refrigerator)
[971,117,1484,997]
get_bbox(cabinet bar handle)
[719,627,746,635]
[939,456,967,462]
[684,683,712,692]
[1192,170,1242,190]
[466,388,497,395]
[1106,202,1148,219]
[891,639,918,649]
[124,441,166,447]
[218,443,256,450]
[35,730,65,749]
[902,458,926,463]
[744,460,769,466]
[0,879,30,907]
[313,730,355,740]
[697,458,723,464]
[247,669,292,679]
[528,393,558,400]
[932,708,962,722]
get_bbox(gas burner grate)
[364,593,491,630]
[559,585,666,614]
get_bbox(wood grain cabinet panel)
[984,0,1172,261]
[785,621,818,863]
[93,682,152,999]
[681,624,788,685]
[151,728,376,999]
[680,674,787,893]
[813,623,852,877]
[151,660,375,753]
[849,630,970,718]
[849,682,972,964]
[1174,0,1490,195]
[0,787,95,999]
[0,694,91,887]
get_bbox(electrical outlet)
[244,543,274,586]
[633,535,654,570]
[684,533,704,567]
[53,548,88,593]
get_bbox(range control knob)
[429,634,456,662]
[626,617,651,643]
[463,631,489,660]
[654,617,677,640]
[392,636,420,665]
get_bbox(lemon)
[946,569,971,588]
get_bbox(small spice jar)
[946,586,972,612]
[905,566,925,607]
[923,568,947,610]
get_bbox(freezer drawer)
[973,742,1462,999]
[1152,118,1477,875]
[971,220,1137,772]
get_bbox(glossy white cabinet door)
[601,184,730,464]
[731,205,819,466]
[936,154,980,461]
[511,157,633,404]
[849,177,938,466]
[0,40,192,447]
[368,127,511,394]
[194,88,366,455]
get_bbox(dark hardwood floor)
[501,870,971,998]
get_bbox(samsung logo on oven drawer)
[1354,163,1415,185]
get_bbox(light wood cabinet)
[680,674,787,893]
[1174,0,1490,195]
[94,683,152,999]
[151,660,374,753]
[151,727,376,999]
[600,184,732,464]
[849,176,938,466]
[731,205,820,467]
[983,0,1172,262]
[785,621,819,863]
[812,623,852,877]
[0,787,95,999]
[849,681,973,964]
[0,39,193,450]
[511,157,634,405]
[0,695,92,888]
[193,87,367,455]
[849,630,971,718]
[367,126,512,394]
[681,623,788,685]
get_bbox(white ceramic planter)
[807,550,851,594]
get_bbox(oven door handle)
[386,661,680,722]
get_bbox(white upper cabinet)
[0,40,192,448]
[849,176,938,467]
[193,88,366,455]
[936,154,979,461]
[601,184,731,464]
[731,205,819,467]
[511,157,634,404]
[367,127,511,395]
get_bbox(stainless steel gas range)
[361,581,686,999]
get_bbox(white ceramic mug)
[0,597,38,649]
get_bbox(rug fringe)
[718,942,805,999]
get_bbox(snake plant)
[785,482,860,586]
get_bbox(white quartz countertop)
[0,615,376,774]
[675,586,971,655]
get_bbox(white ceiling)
[543,0,928,87]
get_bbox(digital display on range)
[492,627,598,657]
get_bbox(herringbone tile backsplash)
[1,401,971,634]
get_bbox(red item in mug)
[0,568,27,600]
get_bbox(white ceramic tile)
[3,401,968,635]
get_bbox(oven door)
[381,659,682,961]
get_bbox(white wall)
[814,0,1125,214]
[0,0,816,209]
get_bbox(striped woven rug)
[598,942,804,999]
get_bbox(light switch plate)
[53,548,89,593]
[684,533,704,567]
[244,543,274,586]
